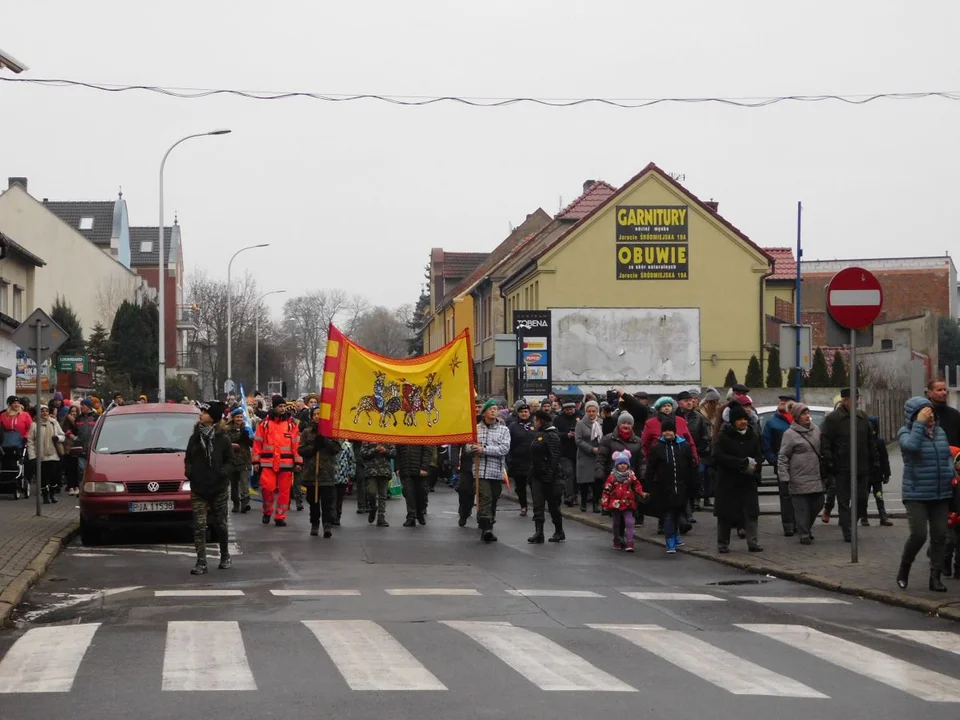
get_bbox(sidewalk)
[0,498,78,626]
[501,492,960,622]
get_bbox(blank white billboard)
[550,307,700,385]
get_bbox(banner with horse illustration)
[317,324,477,445]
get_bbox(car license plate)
[129,501,175,512]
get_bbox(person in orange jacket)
[253,395,303,526]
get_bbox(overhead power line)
[2,76,960,108]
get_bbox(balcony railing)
[176,351,200,372]
[177,304,200,328]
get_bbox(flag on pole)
[318,324,477,445]
[238,383,255,438]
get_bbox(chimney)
[7,177,26,192]
[705,199,719,211]
[582,179,596,194]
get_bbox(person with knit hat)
[185,401,234,575]
[462,399,512,542]
[596,410,646,540]
[299,406,344,538]
[601,449,647,551]
[762,394,798,537]
[713,401,764,554]
[575,400,604,512]
[777,403,825,545]
[645,415,697,553]
[677,390,709,514]
[528,409,565,543]
[507,403,535,517]
[696,388,721,507]
[553,401,580,506]
[253,396,303,527]
[224,406,254,514]
[641,397,699,465]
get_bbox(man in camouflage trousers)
[225,407,253,513]
[185,401,235,575]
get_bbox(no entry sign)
[826,267,883,329]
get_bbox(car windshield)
[94,413,197,454]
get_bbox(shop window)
[881,339,893,350]
[12,287,22,321]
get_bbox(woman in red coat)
[641,396,698,464]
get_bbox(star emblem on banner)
[448,352,462,376]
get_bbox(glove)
[746,457,757,472]
[882,475,890,485]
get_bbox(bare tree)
[353,304,414,358]
[96,275,134,327]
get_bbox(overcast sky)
[3,1,958,320]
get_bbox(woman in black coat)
[596,412,646,536]
[712,401,763,554]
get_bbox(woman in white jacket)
[27,404,65,504]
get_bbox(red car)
[79,402,199,545]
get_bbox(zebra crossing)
[1,620,958,699]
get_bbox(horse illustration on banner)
[351,370,443,429]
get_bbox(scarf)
[613,466,631,483]
[198,424,215,465]
[618,426,633,441]
[588,418,602,442]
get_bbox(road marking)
[20,587,143,621]
[442,620,635,692]
[270,589,361,597]
[0,624,100,693]
[385,588,481,596]
[72,553,111,557]
[154,590,245,597]
[622,591,724,602]
[303,620,446,691]
[879,630,960,656]
[506,589,605,598]
[738,596,851,605]
[590,624,826,698]
[738,624,960,702]
[162,621,256,691]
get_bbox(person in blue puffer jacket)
[896,396,955,592]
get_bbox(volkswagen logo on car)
[147,481,160,493]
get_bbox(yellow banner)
[318,325,477,445]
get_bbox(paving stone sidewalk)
[0,497,78,624]
[501,491,960,621]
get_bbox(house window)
[79,217,94,230]
[12,287,22,321]
[881,339,893,350]
[140,240,153,253]
[0,281,8,315]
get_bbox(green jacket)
[360,441,395,478]
[224,421,253,467]
[298,423,342,487]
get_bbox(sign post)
[10,308,68,516]
[826,267,883,563]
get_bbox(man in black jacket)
[677,390,709,513]
[185,401,234,575]
[508,404,536,516]
[528,410,564,543]
[396,444,437,527]
[927,379,960,446]
[553,402,579,506]
[821,388,878,542]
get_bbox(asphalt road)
[1,485,958,720]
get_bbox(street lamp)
[255,290,287,392]
[157,129,231,403]
[227,243,270,389]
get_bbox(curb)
[0,521,80,628]
[500,495,960,622]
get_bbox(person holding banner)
[298,408,343,538]
[462,399,511,543]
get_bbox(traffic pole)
[849,328,858,563]
[35,318,43,517]
[795,201,802,401]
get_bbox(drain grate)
[707,579,771,586]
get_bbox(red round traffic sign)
[826,267,883,329]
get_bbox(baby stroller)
[0,430,29,499]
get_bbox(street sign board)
[57,354,88,372]
[826,267,883,329]
[779,324,812,371]
[826,312,874,347]
[10,308,68,363]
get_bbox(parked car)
[755,405,834,487]
[79,403,199,545]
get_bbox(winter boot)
[323,527,333,539]
[417,513,426,526]
[481,530,497,543]
[878,497,893,526]
[592,500,601,513]
[548,529,565,543]
[41,489,50,504]
[377,514,389,528]
[613,536,622,550]
[262,513,271,524]
[896,561,911,589]
[625,541,634,552]
[666,536,677,554]
[241,503,251,513]
[296,499,304,512]
[860,516,870,527]
[403,518,416,527]
[218,554,232,570]
[368,506,377,523]
[191,558,208,575]
[310,523,320,536]
[930,568,947,592]
[232,500,240,513]
[527,521,545,544]
[274,518,287,527]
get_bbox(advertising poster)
[615,205,689,280]
[15,351,54,394]
[514,310,552,395]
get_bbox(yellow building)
[499,163,777,393]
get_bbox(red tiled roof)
[556,181,617,220]
[764,247,797,281]
[442,252,488,279]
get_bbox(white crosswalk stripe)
[879,630,960,656]
[738,624,960,702]
[162,621,256,691]
[506,589,605,598]
[738,596,851,605]
[303,620,446,691]
[271,589,361,597]
[590,624,826,698]
[0,624,100,693]
[442,621,635,692]
[622,591,724,602]
[385,588,480,596]
[155,590,245,597]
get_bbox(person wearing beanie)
[713,401,764,554]
[1,394,32,442]
[253,394,303,527]
[575,400,605,513]
[777,403,825,545]
[462,398,511,542]
[646,413,697,553]
[676,390,709,515]
[185,401,234,575]
[601,449,647,551]
[596,409,646,541]
[641,397,699,467]
[508,403,535,517]
[224,406,254,514]
[528,409,566,544]
[821,384,877,540]
[553,401,580,506]
[761,394,799,537]
[299,406,344,538]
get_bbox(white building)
[0,229,44,400]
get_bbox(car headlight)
[83,481,126,494]
[181,481,191,492]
